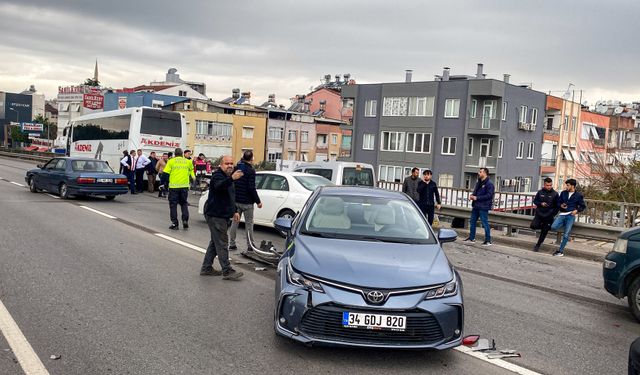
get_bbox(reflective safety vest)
[163,156,195,189]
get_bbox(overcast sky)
[0,0,638,106]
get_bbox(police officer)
[163,148,195,230]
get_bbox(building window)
[444,99,460,118]
[363,133,375,150]
[441,137,457,155]
[571,116,577,131]
[317,134,327,146]
[300,131,309,143]
[527,142,535,159]
[300,151,309,161]
[519,105,528,123]
[331,134,338,145]
[242,126,254,139]
[267,152,282,162]
[470,99,478,119]
[517,141,524,159]
[195,120,232,137]
[502,101,507,121]
[467,138,474,156]
[480,138,491,157]
[382,97,408,116]
[288,130,297,142]
[406,133,431,153]
[378,165,403,182]
[498,139,504,158]
[381,131,405,152]
[531,108,538,125]
[408,97,435,117]
[439,174,454,188]
[178,90,187,97]
[268,127,283,140]
[288,151,296,160]
[563,115,569,131]
[364,100,377,117]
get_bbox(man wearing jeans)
[201,155,244,280]
[550,178,586,257]
[229,150,262,251]
[464,168,495,246]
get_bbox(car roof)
[317,185,406,199]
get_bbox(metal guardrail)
[0,147,54,163]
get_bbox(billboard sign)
[21,122,44,132]
[83,93,104,110]
[118,96,128,109]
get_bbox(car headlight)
[424,272,458,300]
[286,259,324,293]
[612,238,628,254]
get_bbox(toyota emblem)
[366,290,385,304]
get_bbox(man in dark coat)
[402,167,420,202]
[228,150,262,251]
[532,177,560,252]
[464,167,495,246]
[417,169,441,225]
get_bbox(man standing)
[120,150,136,194]
[402,167,421,203]
[163,148,195,230]
[229,151,262,251]
[531,178,559,252]
[134,149,151,193]
[417,169,441,225]
[550,179,586,257]
[464,167,495,246]
[201,155,244,280]
[146,151,158,193]
[118,150,128,174]
[156,153,168,198]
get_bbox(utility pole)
[279,109,288,171]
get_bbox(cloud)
[0,0,638,105]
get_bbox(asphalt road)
[0,157,638,375]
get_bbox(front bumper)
[274,267,464,349]
[603,251,627,298]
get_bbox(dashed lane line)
[154,233,206,254]
[0,298,50,375]
[78,205,117,219]
[454,345,542,375]
[9,181,25,187]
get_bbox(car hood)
[290,235,453,289]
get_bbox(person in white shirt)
[134,149,151,193]
[120,150,136,194]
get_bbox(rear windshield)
[140,109,182,137]
[342,167,374,186]
[304,168,333,181]
[71,160,114,173]
[294,175,334,191]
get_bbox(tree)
[33,114,57,140]
[83,78,100,87]
[9,125,30,145]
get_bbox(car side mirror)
[438,229,457,243]
[274,217,293,234]
[37,164,43,169]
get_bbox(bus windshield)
[140,109,181,137]
[72,114,130,141]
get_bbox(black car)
[603,227,640,322]
[25,157,129,200]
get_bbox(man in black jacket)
[417,169,441,225]
[200,155,244,280]
[228,151,262,251]
[532,177,560,252]
[402,167,420,202]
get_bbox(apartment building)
[341,65,545,192]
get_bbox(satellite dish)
[614,106,624,115]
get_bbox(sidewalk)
[438,223,612,262]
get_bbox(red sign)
[118,96,127,109]
[141,138,180,148]
[75,144,92,152]
[83,94,104,110]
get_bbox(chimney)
[442,67,450,81]
[405,69,413,83]
[503,74,510,84]
[324,74,331,84]
[335,74,341,84]
[304,100,311,113]
[232,88,240,99]
[343,73,351,83]
[476,63,484,79]
[268,94,276,103]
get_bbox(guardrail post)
[619,203,626,228]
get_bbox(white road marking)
[10,181,25,187]
[44,194,60,199]
[78,205,117,219]
[154,233,206,254]
[0,298,50,375]
[454,345,542,375]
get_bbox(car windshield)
[301,195,435,244]
[294,175,334,191]
[71,160,114,173]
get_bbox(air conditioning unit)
[518,122,528,130]
[529,124,536,131]
[502,179,510,187]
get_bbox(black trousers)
[135,169,145,192]
[535,216,555,246]
[168,188,189,224]
[422,205,435,225]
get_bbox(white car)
[198,171,334,228]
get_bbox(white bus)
[63,107,187,171]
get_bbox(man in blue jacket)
[229,150,262,251]
[550,178,586,257]
[464,168,495,246]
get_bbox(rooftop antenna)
[562,83,574,100]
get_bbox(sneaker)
[533,245,540,252]
[169,223,179,230]
[228,245,238,251]
[552,251,564,257]
[462,237,476,243]
[182,222,189,229]
[481,241,492,246]
[200,269,222,276]
[222,269,244,280]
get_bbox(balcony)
[464,156,497,172]
[544,127,560,135]
[541,158,556,167]
[468,116,501,135]
[592,138,605,147]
